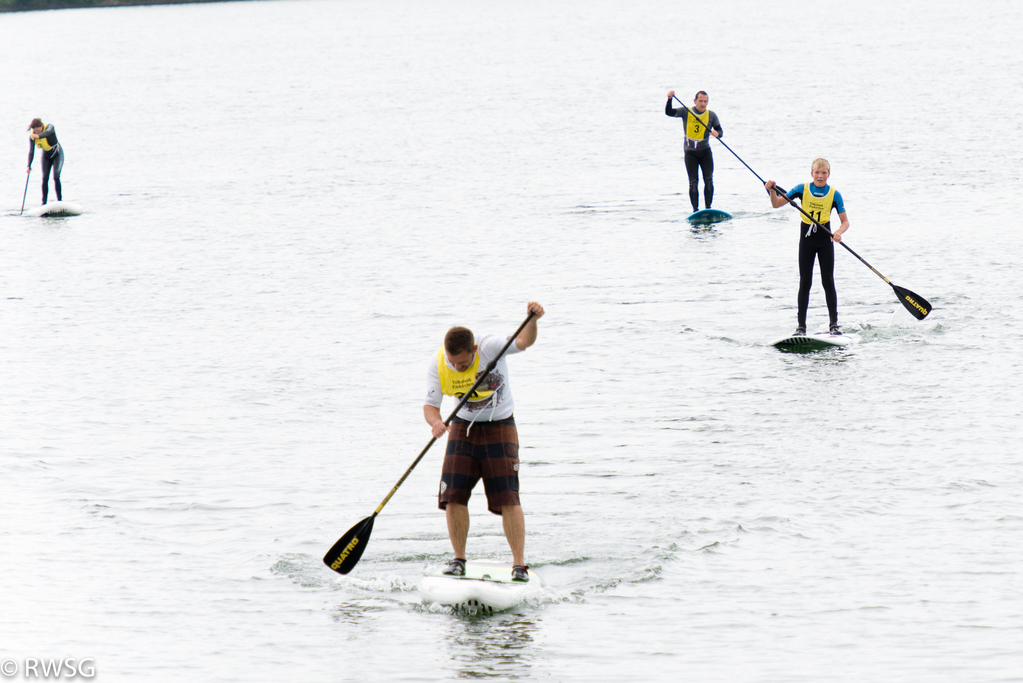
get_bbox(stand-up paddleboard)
[687,208,731,225]
[23,201,84,217]
[772,332,856,352]
[420,560,537,615]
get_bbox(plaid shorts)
[438,416,520,515]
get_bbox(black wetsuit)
[665,100,722,211]
[797,224,838,329]
[28,124,64,204]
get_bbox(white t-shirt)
[424,334,523,422]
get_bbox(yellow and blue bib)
[801,184,836,227]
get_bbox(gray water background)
[2,0,1022,680]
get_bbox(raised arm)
[514,302,545,350]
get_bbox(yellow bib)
[801,184,836,226]
[31,126,54,151]
[436,347,495,402]
[686,110,710,142]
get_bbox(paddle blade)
[323,516,375,575]
[892,284,932,320]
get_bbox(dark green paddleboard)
[687,208,732,225]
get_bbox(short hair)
[811,158,831,172]
[28,118,43,130]
[694,90,708,100]
[444,326,474,355]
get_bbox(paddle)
[768,183,932,320]
[670,95,931,320]
[20,170,30,215]
[323,311,537,575]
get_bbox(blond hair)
[811,158,830,172]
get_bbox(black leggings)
[797,225,838,327]
[684,147,713,211]
[41,147,64,204]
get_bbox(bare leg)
[445,503,469,559]
[501,504,526,566]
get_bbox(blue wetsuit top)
[786,183,846,215]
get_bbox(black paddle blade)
[892,284,932,320]
[323,516,374,575]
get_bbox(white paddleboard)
[23,201,84,217]
[771,332,856,351]
[420,560,537,615]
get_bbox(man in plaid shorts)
[423,301,545,582]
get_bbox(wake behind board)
[687,208,731,225]
[771,332,856,352]
[420,560,537,615]
[23,201,84,217]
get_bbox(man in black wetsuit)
[665,91,722,212]
[27,118,65,205]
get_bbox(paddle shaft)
[768,182,930,316]
[20,170,30,215]
[672,95,766,184]
[368,311,537,518]
[769,183,902,286]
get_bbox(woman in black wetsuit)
[27,117,65,205]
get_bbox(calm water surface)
[2,0,1022,681]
